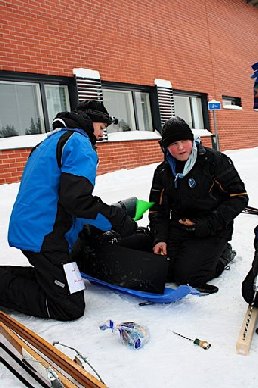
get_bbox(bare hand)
[179,218,195,226]
[153,242,167,256]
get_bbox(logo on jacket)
[188,178,196,188]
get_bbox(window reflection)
[174,94,204,129]
[0,82,44,137]
[102,88,153,133]
[0,81,70,138]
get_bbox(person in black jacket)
[149,116,248,294]
[1,100,137,321]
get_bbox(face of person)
[93,122,107,140]
[167,140,193,161]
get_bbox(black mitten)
[242,270,258,306]
[108,205,137,238]
[119,215,137,237]
[242,249,258,306]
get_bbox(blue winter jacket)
[8,128,113,253]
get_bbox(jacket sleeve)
[149,166,170,244]
[58,134,136,236]
[194,153,248,237]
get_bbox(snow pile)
[0,148,258,388]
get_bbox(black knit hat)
[76,100,112,126]
[161,116,194,148]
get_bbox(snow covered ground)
[0,147,258,388]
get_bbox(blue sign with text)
[208,100,221,110]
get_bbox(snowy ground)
[0,147,258,388]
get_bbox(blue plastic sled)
[81,272,200,304]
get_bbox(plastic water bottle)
[99,319,150,349]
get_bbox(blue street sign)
[208,100,221,110]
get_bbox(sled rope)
[53,341,105,385]
[0,311,106,387]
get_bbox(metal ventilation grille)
[75,77,103,102]
[156,86,175,126]
[74,76,108,141]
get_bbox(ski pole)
[171,330,211,350]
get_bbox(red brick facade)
[0,149,31,185]
[0,137,213,185]
[0,140,164,185]
[1,0,258,183]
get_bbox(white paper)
[63,262,85,294]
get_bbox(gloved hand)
[242,270,258,306]
[108,205,137,238]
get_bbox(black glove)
[242,270,258,306]
[242,250,258,306]
[108,205,137,238]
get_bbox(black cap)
[76,100,113,126]
[161,116,194,148]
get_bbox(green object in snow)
[134,199,154,221]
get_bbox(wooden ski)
[0,322,77,387]
[0,311,106,387]
[236,306,258,355]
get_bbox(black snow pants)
[167,224,228,287]
[0,251,85,321]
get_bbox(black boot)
[195,284,219,294]
[219,243,236,270]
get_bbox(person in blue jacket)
[1,100,137,321]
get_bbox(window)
[45,84,70,126]
[0,74,71,138]
[102,86,153,133]
[0,81,44,137]
[173,93,206,129]
[222,95,242,110]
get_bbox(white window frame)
[222,95,242,110]
[45,84,70,128]
[173,93,205,130]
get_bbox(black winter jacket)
[149,145,248,243]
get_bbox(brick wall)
[96,139,164,175]
[1,0,258,176]
[0,148,31,184]
[0,140,164,184]
[1,0,256,90]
